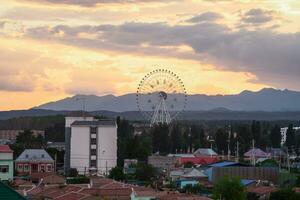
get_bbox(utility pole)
[236,141,239,162]
[252,139,255,166]
[227,125,231,161]
[76,97,87,119]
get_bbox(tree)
[135,163,157,182]
[270,125,282,148]
[152,123,169,154]
[109,166,125,181]
[170,124,182,153]
[215,128,227,154]
[269,188,300,200]
[251,121,261,145]
[191,125,205,150]
[286,124,295,151]
[213,177,246,200]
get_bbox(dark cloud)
[25,21,300,90]
[22,0,175,6]
[185,12,223,23]
[242,9,274,24]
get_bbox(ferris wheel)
[136,69,187,125]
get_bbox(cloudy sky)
[0,0,300,110]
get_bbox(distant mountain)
[34,88,300,112]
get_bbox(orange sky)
[0,0,300,111]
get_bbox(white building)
[280,126,300,145]
[65,112,117,176]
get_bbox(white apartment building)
[280,126,300,145]
[65,112,117,176]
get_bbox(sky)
[0,0,300,110]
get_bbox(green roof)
[0,181,26,200]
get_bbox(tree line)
[117,118,300,166]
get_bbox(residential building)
[0,130,45,143]
[64,111,95,174]
[0,145,14,181]
[67,112,117,175]
[15,149,54,175]
[193,148,218,157]
[148,155,178,171]
[280,126,300,145]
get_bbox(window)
[90,127,97,133]
[90,138,97,144]
[47,164,52,172]
[18,164,23,172]
[91,149,97,155]
[90,160,97,168]
[25,154,29,158]
[0,165,9,173]
[40,164,45,172]
[24,164,29,172]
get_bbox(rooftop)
[194,148,218,156]
[0,145,13,153]
[71,120,116,127]
[208,161,239,167]
[66,111,93,117]
[15,149,54,162]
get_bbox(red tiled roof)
[179,156,219,165]
[0,145,13,153]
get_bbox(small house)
[15,149,54,175]
[0,145,14,181]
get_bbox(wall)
[97,126,117,175]
[0,160,13,181]
[70,126,90,174]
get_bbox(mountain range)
[34,88,300,112]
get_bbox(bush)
[68,168,79,177]
[213,176,246,200]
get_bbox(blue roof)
[241,179,255,186]
[208,161,239,167]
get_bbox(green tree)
[109,166,125,181]
[270,125,282,148]
[135,163,157,182]
[269,188,300,200]
[286,124,295,151]
[152,123,169,154]
[191,125,205,150]
[251,121,261,145]
[213,177,246,200]
[170,123,182,153]
[215,128,227,154]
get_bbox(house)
[15,149,54,175]
[175,179,199,189]
[193,148,218,157]
[148,155,178,171]
[0,145,14,181]
[244,148,270,159]
[170,168,207,181]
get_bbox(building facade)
[0,145,14,181]
[66,113,117,176]
[15,149,54,175]
[64,111,95,174]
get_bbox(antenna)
[76,97,87,119]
